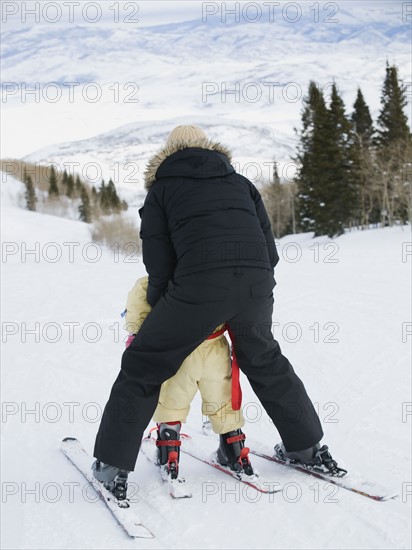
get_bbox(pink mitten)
[125,334,136,348]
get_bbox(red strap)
[206,326,226,340]
[226,324,242,411]
[226,433,246,444]
[238,447,251,465]
[156,439,181,447]
[168,451,178,464]
[167,451,179,473]
[205,324,242,410]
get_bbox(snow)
[1,173,411,549]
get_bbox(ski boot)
[156,422,182,480]
[92,460,129,501]
[217,429,254,476]
[274,442,347,477]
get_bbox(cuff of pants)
[153,402,189,424]
[202,400,245,434]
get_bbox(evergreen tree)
[90,185,98,217]
[24,174,37,211]
[296,82,356,237]
[376,63,410,148]
[62,169,69,187]
[352,88,374,145]
[48,166,59,198]
[320,82,357,236]
[107,178,121,212]
[375,63,411,225]
[98,179,112,213]
[78,185,92,223]
[351,88,378,227]
[273,162,280,185]
[295,81,328,234]
[66,174,75,198]
[75,174,82,197]
[99,179,107,212]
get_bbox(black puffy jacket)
[140,140,279,306]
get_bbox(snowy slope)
[1,173,411,549]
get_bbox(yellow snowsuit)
[125,276,244,434]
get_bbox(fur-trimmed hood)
[143,139,233,190]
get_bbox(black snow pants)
[94,267,323,471]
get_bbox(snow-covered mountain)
[1,1,410,193]
[23,116,295,199]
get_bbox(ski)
[180,441,281,494]
[60,438,154,539]
[140,436,193,499]
[249,444,397,502]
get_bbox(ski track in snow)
[1,173,411,549]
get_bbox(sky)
[0,1,201,29]
[0,0,404,29]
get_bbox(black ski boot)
[274,442,347,477]
[91,460,129,502]
[217,429,254,476]
[156,422,182,480]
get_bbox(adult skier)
[92,125,341,499]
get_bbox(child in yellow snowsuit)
[124,276,254,478]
